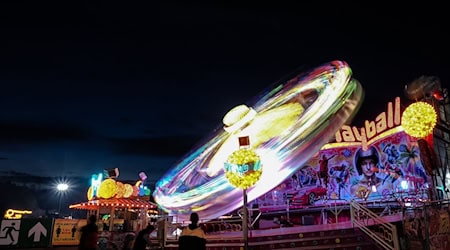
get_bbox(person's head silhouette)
[190,212,199,225]
[88,214,97,224]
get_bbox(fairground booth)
[69,169,159,249]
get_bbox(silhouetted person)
[179,212,206,250]
[79,214,99,250]
[72,225,77,238]
[56,225,61,238]
[132,224,155,250]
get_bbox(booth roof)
[69,198,158,210]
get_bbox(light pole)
[224,136,262,250]
[56,183,69,216]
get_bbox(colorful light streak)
[153,60,364,222]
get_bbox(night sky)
[0,2,448,184]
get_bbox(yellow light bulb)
[401,101,437,138]
[224,148,262,189]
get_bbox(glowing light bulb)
[401,101,437,138]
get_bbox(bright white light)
[371,185,377,192]
[172,228,182,236]
[57,183,69,191]
[400,180,408,190]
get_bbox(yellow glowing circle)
[87,186,94,200]
[123,184,134,198]
[335,238,341,244]
[401,101,437,138]
[226,148,260,165]
[225,170,262,189]
[224,148,262,189]
[98,179,117,199]
[115,182,125,198]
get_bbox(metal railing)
[350,200,400,250]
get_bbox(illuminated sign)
[52,219,83,246]
[87,170,151,199]
[90,173,103,198]
[335,97,401,147]
[4,209,32,219]
[136,180,151,196]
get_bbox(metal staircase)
[350,200,401,250]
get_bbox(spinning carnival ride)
[153,60,365,222]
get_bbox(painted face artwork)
[361,159,376,177]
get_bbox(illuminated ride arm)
[153,60,364,222]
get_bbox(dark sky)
[0,2,448,183]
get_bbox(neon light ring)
[153,60,364,222]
